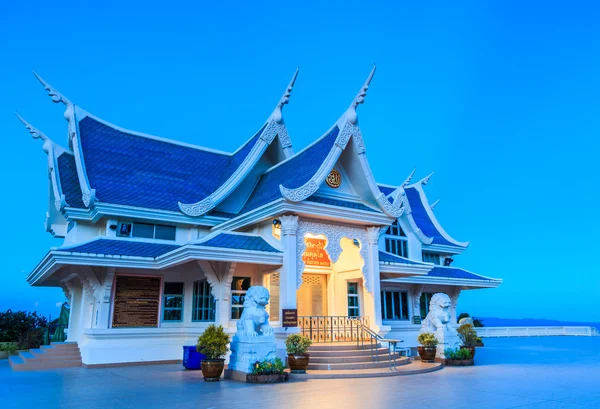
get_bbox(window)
[384,220,408,258]
[231,277,251,319]
[268,273,280,321]
[381,290,409,320]
[347,282,360,317]
[422,252,441,265]
[118,222,176,241]
[192,280,215,322]
[420,292,435,318]
[162,282,184,321]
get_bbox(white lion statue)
[420,293,454,333]
[419,292,460,356]
[236,286,274,337]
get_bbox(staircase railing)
[299,315,403,371]
[353,319,403,371]
[298,316,370,343]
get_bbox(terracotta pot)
[461,346,476,358]
[287,354,310,373]
[201,359,225,382]
[417,346,437,362]
[247,373,289,383]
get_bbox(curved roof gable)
[404,183,469,248]
[238,65,406,219]
[29,71,299,216]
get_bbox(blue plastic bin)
[182,346,206,370]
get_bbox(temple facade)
[20,67,501,366]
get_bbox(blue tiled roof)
[405,187,456,247]
[378,251,428,265]
[428,266,498,282]
[57,153,84,208]
[240,126,340,214]
[199,233,281,253]
[59,238,180,258]
[306,196,379,213]
[78,116,264,212]
[378,185,396,196]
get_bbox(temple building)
[20,67,501,366]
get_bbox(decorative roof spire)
[16,113,53,153]
[271,68,299,124]
[416,171,434,186]
[33,71,71,106]
[430,199,440,210]
[401,168,417,187]
[346,64,376,125]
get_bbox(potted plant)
[247,358,288,383]
[416,332,438,362]
[457,323,478,358]
[285,334,312,373]
[196,324,230,382]
[444,347,474,366]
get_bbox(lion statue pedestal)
[227,286,277,376]
[419,293,461,358]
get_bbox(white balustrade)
[475,326,598,338]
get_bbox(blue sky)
[1,1,599,321]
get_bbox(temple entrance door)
[297,274,328,317]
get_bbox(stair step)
[41,343,78,350]
[10,342,82,371]
[26,353,81,362]
[10,359,81,371]
[307,357,409,371]
[8,356,24,367]
[308,347,391,357]
[308,343,381,351]
[310,353,400,364]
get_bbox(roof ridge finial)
[16,112,50,141]
[272,67,299,124]
[16,112,53,153]
[430,199,440,210]
[33,71,71,106]
[401,167,417,187]
[347,64,376,125]
[417,171,434,186]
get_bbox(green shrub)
[457,323,478,348]
[17,328,46,350]
[196,325,229,360]
[444,347,472,360]
[417,332,438,347]
[0,310,48,342]
[251,358,285,375]
[0,342,18,355]
[285,334,312,355]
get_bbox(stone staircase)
[307,342,409,371]
[9,342,82,371]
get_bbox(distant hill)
[477,317,600,330]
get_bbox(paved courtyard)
[2,337,600,409]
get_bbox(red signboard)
[302,237,332,267]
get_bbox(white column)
[66,284,82,342]
[279,215,299,314]
[365,226,383,329]
[450,288,461,326]
[411,284,424,323]
[95,268,115,329]
[78,282,95,342]
[199,260,236,329]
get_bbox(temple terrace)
[16,67,501,367]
